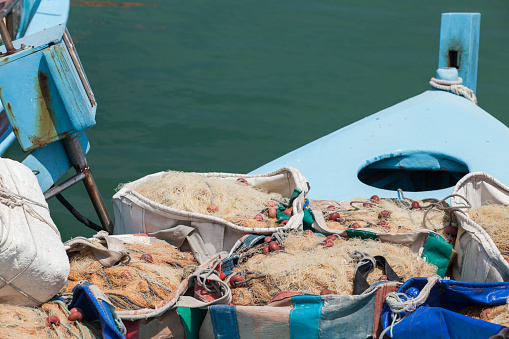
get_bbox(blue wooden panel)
[0,24,95,152]
[438,13,480,94]
[22,132,90,192]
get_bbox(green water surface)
[8,0,508,240]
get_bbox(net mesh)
[0,302,100,339]
[310,198,450,238]
[129,171,284,228]
[468,204,509,254]
[460,301,509,326]
[229,231,437,306]
[65,242,197,311]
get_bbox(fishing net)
[460,302,509,326]
[0,301,100,339]
[65,242,197,311]
[468,204,509,255]
[228,231,437,306]
[310,197,452,239]
[128,171,285,228]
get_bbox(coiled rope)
[380,275,441,338]
[429,77,477,104]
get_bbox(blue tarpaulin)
[381,278,509,339]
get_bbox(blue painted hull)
[251,89,509,200]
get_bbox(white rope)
[429,77,477,104]
[381,275,441,338]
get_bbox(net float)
[207,204,219,213]
[329,212,340,221]
[46,315,60,327]
[352,223,361,229]
[269,241,281,251]
[280,220,289,225]
[254,214,263,221]
[68,309,83,322]
[230,274,244,288]
[320,289,332,295]
[379,275,388,281]
[268,207,277,218]
[378,210,391,219]
[236,178,248,185]
[412,201,420,209]
[283,209,292,217]
[363,203,373,208]
[327,205,336,211]
[263,245,270,255]
[323,239,334,247]
[480,308,493,319]
[264,236,272,243]
[326,235,338,241]
[140,253,153,263]
[370,195,380,203]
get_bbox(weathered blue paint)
[0,0,70,156]
[438,13,480,94]
[22,132,90,192]
[251,13,492,201]
[0,24,96,152]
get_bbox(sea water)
[9,0,508,240]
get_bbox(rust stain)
[71,0,156,8]
[31,70,59,149]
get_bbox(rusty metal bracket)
[60,135,114,233]
[0,15,15,52]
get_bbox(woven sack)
[451,172,509,282]
[0,158,69,306]
[200,282,400,339]
[113,167,309,262]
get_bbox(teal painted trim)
[346,229,378,240]
[438,13,480,94]
[290,295,323,339]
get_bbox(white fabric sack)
[451,172,509,282]
[113,167,309,258]
[0,158,69,306]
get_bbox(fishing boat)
[252,13,509,202]
[1,8,509,339]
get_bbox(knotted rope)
[430,77,477,104]
[381,275,441,338]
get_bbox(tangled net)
[127,171,285,228]
[228,232,437,306]
[468,204,509,254]
[310,197,451,238]
[65,242,197,311]
[460,301,509,326]
[0,301,100,339]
